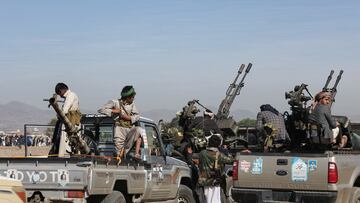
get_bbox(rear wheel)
[101,191,126,203]
[349,187,360,203]
[178,185,196,203]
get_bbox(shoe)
[134,153,141,160]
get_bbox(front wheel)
[178,185,196,203]
[101,191,126,203]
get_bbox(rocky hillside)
[0,101,55,131]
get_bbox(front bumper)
[230,187,337,203]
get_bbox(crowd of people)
[0,134,51,147]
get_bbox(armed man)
[98,85,143,161]
[49,82,82,156]
[308,91,340,146]
[197,134,234,203]
[256,104,290,152]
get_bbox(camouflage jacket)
[198,147,233,187]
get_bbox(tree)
[238,118,256,127]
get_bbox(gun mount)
[45,94,91,155]
[284,70,344,150]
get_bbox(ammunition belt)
[115,120,132,128]
[66,110,82,125]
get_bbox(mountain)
[0,101,55,131]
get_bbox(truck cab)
[80,114,196,203]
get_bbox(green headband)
[121,87,136,98]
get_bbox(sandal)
[134,153,141,160]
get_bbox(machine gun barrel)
[330,70,344,105]
[323,70,334,91]
[226,64,245,96]
[217,63,252,119]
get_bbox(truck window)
[84,124,113,143]
[144,125,160,155]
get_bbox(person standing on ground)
[98,85,142,160]
[197,134,234,203]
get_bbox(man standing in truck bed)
[98,85,143,160]
[256,104,290,152]
[50,82,82,156]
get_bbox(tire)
[349,187,360,203]
[178,185,196,203]
[101,191,126,203]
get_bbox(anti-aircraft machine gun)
[44,94,91,155]
[216,63,252,139]
[284,83,313,149]
[284,70,344,150]
[163,64,253,154]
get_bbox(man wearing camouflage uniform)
[198,134,233,203]
[98,86,142,159]
[256,104,290,151]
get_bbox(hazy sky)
[0,1,359,116]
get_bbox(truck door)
[141,123,178,201]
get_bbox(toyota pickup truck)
[230,120,360,203]
[0,114,195,203]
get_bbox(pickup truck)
[0,176,27,203]
[0,114,195,203]
[229,119,360,203]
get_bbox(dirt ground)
[0,146,51,157]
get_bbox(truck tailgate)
[234,153,330,191]
[0,158,88,191]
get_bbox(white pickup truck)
[0,114,195,203]
[230,119,360,203]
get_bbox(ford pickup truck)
[230,121,360,203]
[0,114,195,203]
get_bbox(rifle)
[44,94,90,155]
[216,63,252,120]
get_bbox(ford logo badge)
[276,170,288,176]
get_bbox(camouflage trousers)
[114,126,142,156]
